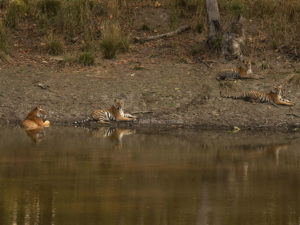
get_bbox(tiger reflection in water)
[91,127,135,150]
[21,106,50,144]
[232,143,290,182]
[24,127,46,144]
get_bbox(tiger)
[91,127,135,150]
[220,85,294,106]
[21,106,50,130]
[217,59,262,81]
[24,128,45,143]
[91,99,137,123]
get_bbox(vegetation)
[0,0,298,62]
[63,55,75,65]
[45,35,64,55]
[99,22,129,59]
[79,51,95,66]
[0,21,9,55]
[287,73,300,86]
[5,0,26,28]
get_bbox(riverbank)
[0,51,299,131]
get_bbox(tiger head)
[114,99,124,110]
[26,106,47,120]
[271,85,283,96]
[241,59,252,74]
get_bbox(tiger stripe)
[220,85,294,106]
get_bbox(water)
[0,126,300,225]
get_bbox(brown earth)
[0,6,300,131]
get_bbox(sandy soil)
[1,48,299,131]
[0,6,299,131]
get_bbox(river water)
[0,126,299,225]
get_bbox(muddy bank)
[0,55,300,131]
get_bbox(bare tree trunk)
[205,0,222,49]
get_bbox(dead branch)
[134,25,191,43]
[286,113,300,118]
[131,111,153,114]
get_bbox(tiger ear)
[273,84,281,89]
[34,106,39,110]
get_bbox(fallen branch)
[286,113,300,118]
[131,111,153,114]
[134,25,191,43]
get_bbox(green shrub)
[0,22,9,53]
[38,0,61,17]
[99,22,129,59]
[79,51,95,66]
[63,55,75,65]
[230,0,247,16]
[46,35,64,55]
[5,0,26,28]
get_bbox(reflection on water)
[0,127,300,225]
[23,127,46,143]
[90,127,136,150]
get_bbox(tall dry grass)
[0,21,9,57]
[0,0,298,59]
[99,21,129,59]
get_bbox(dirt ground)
[0,7,300,131]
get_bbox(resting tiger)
[91,127,135,150]
[217,59,262,81]
[220,85,294,106]
[91,99,136,123]
[21,106,50,130]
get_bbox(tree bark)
[205,0,222,48]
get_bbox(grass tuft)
[5,0,26,28]
[45,35,64,55]
[230,0,247,16]
[0,21,9,55]
[99,22,129,59]
[38,0,61,17]
[79,51,95,66]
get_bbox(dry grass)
[99,21,129,59]
[4,0,26,28]
[78,51,95,66]
[0,21,10,61]
[0,0,299,61]
[45,34,64,55]
[287,73,300,87]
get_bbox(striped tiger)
[220,85,294,106]
[91,99,136,123]
[91,127,136,150]
[21,106,50,130]
[217,59,263,81]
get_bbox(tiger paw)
[44,120,50,127]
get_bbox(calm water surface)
[0,126,300,225]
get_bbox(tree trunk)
[205,0,222,49]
